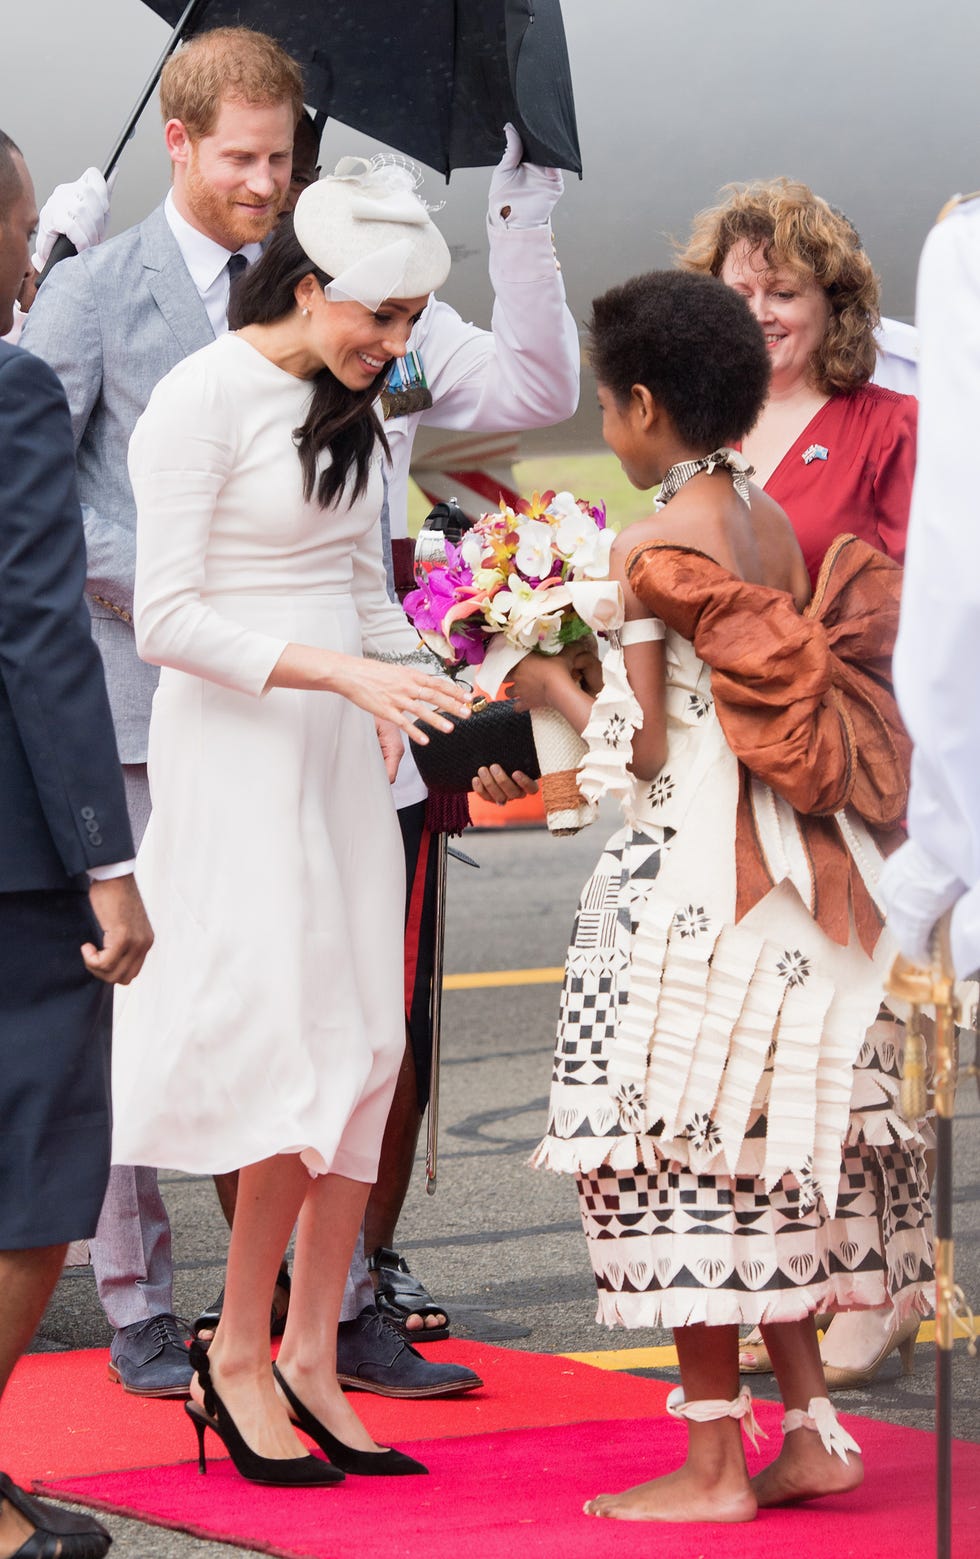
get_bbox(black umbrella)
[40,0,579,278]
[140,0,580,175]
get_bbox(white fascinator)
[293,157,452,311]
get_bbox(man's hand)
[83,874,153,985]
[488,123,564,229]
[376,718,405,782]
[32,167,111,272]
[471,766,539,807]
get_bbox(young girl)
[511,270,931,1523]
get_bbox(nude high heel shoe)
[820,1314,920,1390]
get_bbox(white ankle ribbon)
[666,1384,766,1451]
[782,1396,862,1463]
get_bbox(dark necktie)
[226,252,248,284]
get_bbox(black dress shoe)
[107,1312,194,1397]
[335,1306,482,1399]
[0,1468,111,1557]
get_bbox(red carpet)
[36,1407,980,1559]
[7,1344,979,1558]
[0,1341,668,1484]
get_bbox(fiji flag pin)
[802,443,829,465]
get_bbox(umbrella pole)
[424,830,449,1195]
[38,0,212,283]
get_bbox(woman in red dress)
[679,178,916,590]
[679,178,920,1385]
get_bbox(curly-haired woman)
[679,178,917,589]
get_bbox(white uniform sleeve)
[884,202,980,975]
[130,366,287,696]
[385,220,581,534]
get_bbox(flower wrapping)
[404,491,621,834]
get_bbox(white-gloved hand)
[879,837,966,967]
[488,122,564,229]
[32,167,112,270]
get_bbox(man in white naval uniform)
[25,55,579,1392]
[880,191,980,978]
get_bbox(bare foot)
[584,1464,757,1524]
[403,1308,448,1334]
[752,1432,863,1507]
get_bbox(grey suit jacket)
[21,203,215,762]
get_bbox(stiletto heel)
[273,1362,427,1475]
[186,1400,209,1473]
[187,1340,344,1487]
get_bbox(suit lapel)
[140,204,215,357]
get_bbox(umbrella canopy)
[141,0,581,175]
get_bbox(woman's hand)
[330,657,471,743]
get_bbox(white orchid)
[554,508,616,579]
[486,576,536,629]
[514,519,556,580]
[460,529,487,571]
[507,599,567,653]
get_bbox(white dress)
[111,334,414,1181]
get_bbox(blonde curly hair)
[677,178,881,395]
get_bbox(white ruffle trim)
[577,635,644,819]
[592,1280,929,1333]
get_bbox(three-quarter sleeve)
[130,361,288,695]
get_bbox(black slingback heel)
[272,1362,427,1475]
[186,1341,344,1487]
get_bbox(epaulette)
[936,190,980,223]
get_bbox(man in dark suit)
[0,129,152,1559]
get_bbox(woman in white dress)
[111,164,470,1485]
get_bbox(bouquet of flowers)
[405,490,620,833]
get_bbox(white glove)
[32,167,111,270]
[488,123,564,229]
[879,837,966,966]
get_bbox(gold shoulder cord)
[936,189,980,223]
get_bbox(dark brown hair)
[677,178,880,394]
[229,215,390,509]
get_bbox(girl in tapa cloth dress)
[507,270,931,1524]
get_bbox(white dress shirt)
[163,191,263,337]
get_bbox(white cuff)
[88,859,136,882]
[620,617,666,646]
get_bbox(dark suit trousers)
[0,889,112,1249]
